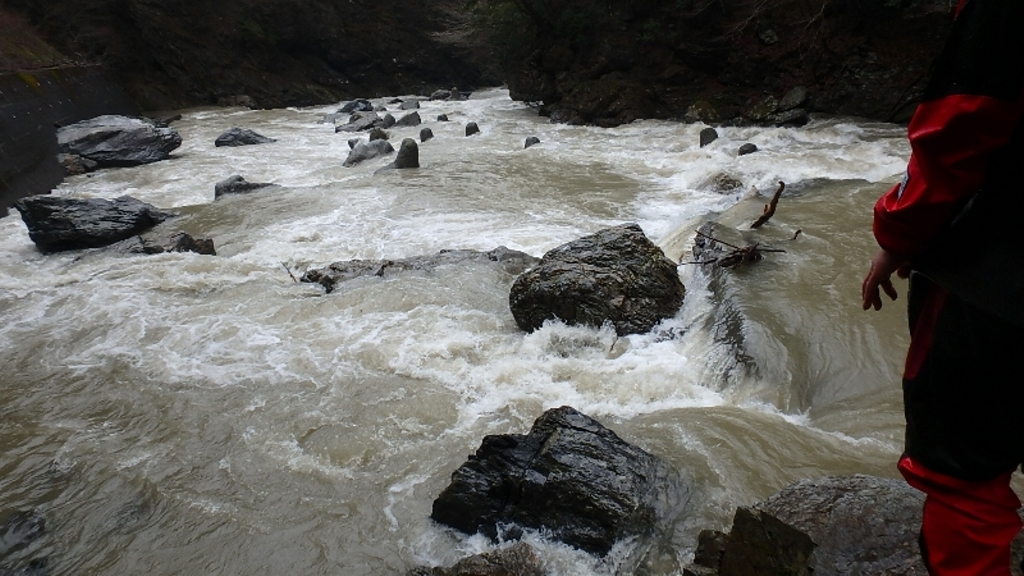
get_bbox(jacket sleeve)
[873,0,1024,257]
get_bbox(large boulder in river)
[343,139,395,167]
[431,406,688,563]
[14,195,176,253]
[509,223,685,336]
[301,247,538,293]
[407,542,544,576]
[214,127,277,147]
[57,115,181,168]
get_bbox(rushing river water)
[0,88,924,574]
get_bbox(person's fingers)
[881,278,898,301]
[862,278,880,311]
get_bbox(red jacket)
[873,0,1024,257]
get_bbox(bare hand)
[862,248,910,311]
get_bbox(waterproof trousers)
[901,275,1024,575]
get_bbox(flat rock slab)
[14,195,176,253]
[301,247,539,293]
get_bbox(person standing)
[862,0,1024,574]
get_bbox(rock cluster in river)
[509,223,685,336]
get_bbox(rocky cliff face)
[3,0,494,111]
[478,0,953,126]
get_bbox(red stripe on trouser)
[899,455,1021,575]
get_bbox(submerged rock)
[214,175,278,198]
[509,223,685,336]
[738,143,758,156]
[214,127,277,147]
[524,136,540,149]
[301,247,538,293]
[407,542,544,576]
[343,139,395,167]
[0,511,45,557]
[431,406,688,561]
[465,122,480,136]
[57,115,181,168]
[14,195,175,253]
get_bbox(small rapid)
[0,89,912,574]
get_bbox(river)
[1,88,918,574]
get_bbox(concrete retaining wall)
[0,66,137,217]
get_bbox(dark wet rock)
[339,99,373,114]
[393,138,419,168]
[430,89,452,100]
[431,406,688,562]
[738,143,759,156]
[395,111,421,127]
[437,114,449,122]
[699,127,719,148]
[465,122,480,136]
[335,112,380,133]
[509,223,685,336]
[348,138,360,149]
[524,136,540,149]
[58,153,98,175]
[214,127,277,147]
[400,99,422,110]
[717,507,816,576]
[301,247,538,293]
[107,232,216,256]
[382,113,397,129]
[778,86,808,112]
[14,195,176,253]
[685,101,720,124]
[214,175,279,198]
[407,542,545,576]
[0,207,7,219]
[57,115,182,168]
[216,94,256,108]
[690,530,728,573]
[0,511,45,557]
[369,127,390,142]
[420,128,434,142]
[771,108,810,127]
[746,96,779,122]
[343,139,395,167]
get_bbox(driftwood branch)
[686,229,785,268]
[751,181,786,229]
[282,262,298,283]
